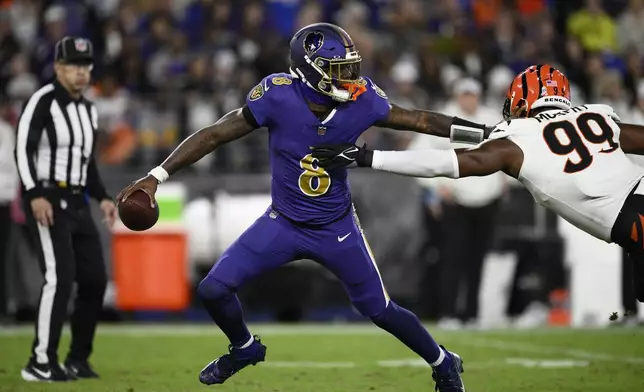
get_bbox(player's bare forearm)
[619,123,644,155]
[160,107,255,175]
[374,104,492,143]
[374,104,453,137]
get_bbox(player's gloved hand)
[311,143,373,170]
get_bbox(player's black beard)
[297,79,337,107]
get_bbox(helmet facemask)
[307,51,364,102]
[502,93,529,120]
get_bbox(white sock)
[430,347,446,368]
[237,336,255,349]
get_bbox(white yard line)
[505,358,589,368]
[0,324,387,336]
[460,338,644,364]
[1,323,641,336]
[261,361,357,368]
[2,324,643,365]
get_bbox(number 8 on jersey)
[299,154,331,197]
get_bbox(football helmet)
[502,64,571,120]
[289,23,362,102]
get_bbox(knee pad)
[197,274,235,302]
[352,295,389,320]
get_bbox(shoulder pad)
[248,73,293,102]
[487,118,531,140]
[268,74,294,87]
[585,104,621,122]
[363,77,388,99]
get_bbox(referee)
[14,36,116,382]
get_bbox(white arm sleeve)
[371,149,460,179]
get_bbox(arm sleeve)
[371,149,460,179]
[15,93,49,200]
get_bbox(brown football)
[118,190,159,231]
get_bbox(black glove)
[311,143,373,170]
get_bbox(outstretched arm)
[312,139,522,178]
[159,106,256,176]
[374,103,494,145]
[619,123,644,155]
[370,139,521,178]
[117,106,256,204]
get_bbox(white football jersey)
[489,104,644,242]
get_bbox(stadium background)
[2,0,644,327]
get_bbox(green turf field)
[1,324,644,392]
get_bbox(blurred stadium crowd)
[1,0,643,172]
[2,0,644,326]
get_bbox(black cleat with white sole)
[21,360,73,382]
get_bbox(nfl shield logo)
[317,126,327,136]
[74,38,88,52]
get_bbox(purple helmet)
[289,23,362,102]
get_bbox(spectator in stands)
[5,53,38,104]
[0,9,20,94]
[567,0,617,53]
[617,0,644,56]
[86,73,137,166]
[596,69,629,116]
[32,5,67,82]
[0,96,19,322]
[8,0,40,51]
[482,9,521,71]
[408,78,505,329]
[485,64,514,109]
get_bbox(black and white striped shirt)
[14,81,109,201]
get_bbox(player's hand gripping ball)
[117,176,159,231]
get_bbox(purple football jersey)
[245,73,390,225]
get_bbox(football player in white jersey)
[311,64,644,302]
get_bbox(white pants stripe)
[34,223,57,364]
[352,207,390,306]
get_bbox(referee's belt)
[40,180,85,194]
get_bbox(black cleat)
[432,346,466,392]
[21,360,72,382]
[63,359,100,379]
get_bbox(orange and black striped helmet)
[502,64,571,120]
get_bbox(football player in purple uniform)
[118,23,486,391]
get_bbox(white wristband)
[149,166,169,183]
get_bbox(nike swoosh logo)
[338,233,351,242]
[264,79,270,91]
[32,368,51,378]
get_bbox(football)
[118,190,159,231]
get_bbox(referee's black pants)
[24,189,106,364]
[439,199,500,322]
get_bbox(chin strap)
[330,85,351,102]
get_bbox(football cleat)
[63,358,100,379]
[199,335,267,385]
[21,360,73,382]
[432,346,466,392]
